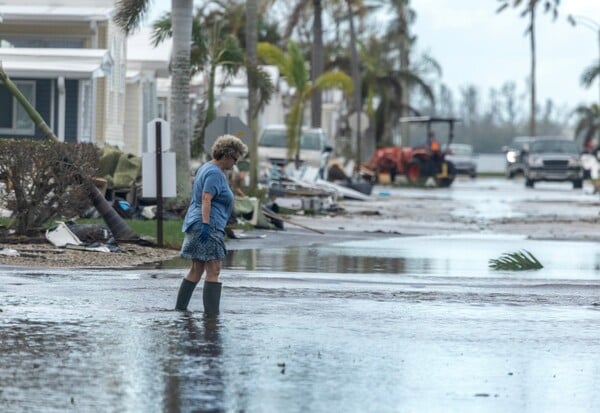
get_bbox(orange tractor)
[368,116,461,187]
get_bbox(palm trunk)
[246,0,259,189]
[287,101,303,163]
[199,64,218,149]
[529,9,537,137]
[347,0,362,167]
[86,180,137,240]
[398,1,410,145]
[0,64,138,240]
[170,0,193,198]
[311,0,324,128]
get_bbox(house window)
[110,37,118,93]
[119,39,126,93]
[157,97,168,120]
[79,80,93,142]
[3,37,85,48]
[0,81,36,135]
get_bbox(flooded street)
[2,177,600,412]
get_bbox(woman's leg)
[204,259,221,282]
[186,260,205,282]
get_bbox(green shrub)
[0,139,99,235]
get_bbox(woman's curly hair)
[211,134,248,160]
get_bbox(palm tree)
[360,38,434,146]
[246,0,261,189]
[311,0,325,129]
[574,103,600,151]
[114,0,194,198]
[257,41,353,163]
[581,60,600,97]
[196,0,281,48]
[281,0,326,128]
[152,14,245,157]
[346,0,363,165]
[378,1,421,143]
[496,0,560,138]
[152,1,274,186]
[566,14,600,109]
[581,61,600,142]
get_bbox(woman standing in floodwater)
[175,134,248,315]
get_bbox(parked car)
[258,124,328,168]
[502,136,534,178]
[446,143,477,178]
[522,137,583,189]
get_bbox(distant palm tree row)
[114,0,600,194]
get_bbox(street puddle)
[154,234,600,281]
[3,234,600,412]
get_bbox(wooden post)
[155,121,164,247]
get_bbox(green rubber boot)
[175,278,198,311]
[202,281,222,316]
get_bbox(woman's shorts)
[180,227,227,262]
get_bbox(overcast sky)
[147,0,600,109]
[411,0,600,110]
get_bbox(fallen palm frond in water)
[489,250,543,271]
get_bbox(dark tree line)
[413,80,570,153]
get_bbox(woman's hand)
[199,223,211,242]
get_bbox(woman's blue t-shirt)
[182,162,233,233]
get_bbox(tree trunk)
[199,64,218,152]
[86,180,138,240]
[170,0,193,197]
[311,0,324,128]
[246,0,259,189]
[529,9,537,137]
[347,0,362,168]
[398,1,411,145]
[0,64,138,241]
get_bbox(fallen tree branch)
[261,206,325,235]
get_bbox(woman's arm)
[201,191,213,224]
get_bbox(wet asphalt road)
[2,177,600,412]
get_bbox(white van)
[258,124,328,167]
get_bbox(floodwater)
[3,177,600,412]
[2,230,600,412]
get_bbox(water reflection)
[224,246,409,274]
[3,254,600,411]
[155,235,600,280]
[163,315,224,413]
[0,317,122,411]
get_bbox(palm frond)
[257,42,288,75]
[393,69,435,103]
[285,101,303,160]
[113,0,150,33]
[287,42,309,90]
[217,35,244,75]
[573,104,600,141]
[283,1,309,40]
[311,70,353,97]
[489,250,543,271]
[418,52,443,78]
[580,61,600,88]
[151,14,173,46]
[248,65,275,117]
